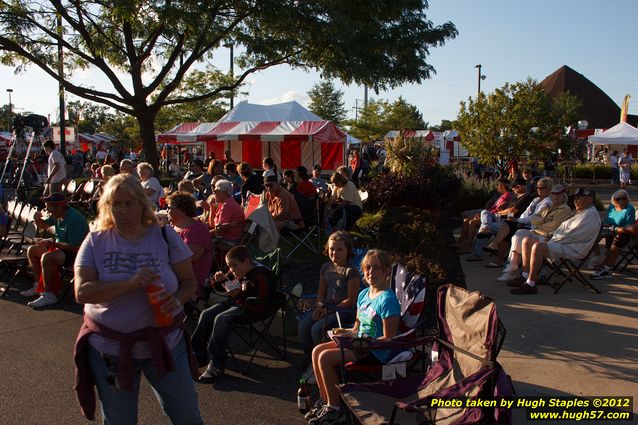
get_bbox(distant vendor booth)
[77,132,119,152]
[158,101,346,171]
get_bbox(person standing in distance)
[43,139,67,196]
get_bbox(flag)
[620,94,631,123]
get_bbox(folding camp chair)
[613,236,638,273]
[337,284,514,425]
[226,248,288,375]
[280,192,321,259]
[543,229,603,294]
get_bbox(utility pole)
[363,84,368,109]
[353,99,364,122]
[225,43,234,109]
[57,13,66,156]
[6,89,12,133]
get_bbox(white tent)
[588,121,638,145]
[217,100,322,122]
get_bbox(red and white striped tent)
[77,133,119,152]
[158,102,346,171]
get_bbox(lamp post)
[475,64,486,98]
[6,89,12,133]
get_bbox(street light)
[6,89,13,132]
[475,64,486,98]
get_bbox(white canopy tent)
[588,121,638,145]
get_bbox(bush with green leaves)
[366,163,462,211]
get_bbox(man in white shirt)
[43,139,67,196]
[509,188,601,295]
[95,149,107,163]
[609,150,619,184]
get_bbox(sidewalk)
[457,185,638,421]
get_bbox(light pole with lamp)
[475,64,486,99]
[224,43,234,109]
[6,89,12,133]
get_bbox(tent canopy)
[218,100,322,122]
[588,122,638,145]
[158,101,346,171]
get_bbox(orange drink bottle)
[146,283,174,327]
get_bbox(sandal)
[485,262,503,268]
[197,365,224,384]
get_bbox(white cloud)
[260,90,310,106]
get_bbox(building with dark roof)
[540,65,638,129]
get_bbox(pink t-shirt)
[214,197,245,241]
[489,192,514,213]
[75,226,192,358]
[177,220,212,288]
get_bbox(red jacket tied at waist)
[73,312,196,420]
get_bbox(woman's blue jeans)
[88,336,203,425]
[298,310,355,357]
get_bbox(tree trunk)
[137,112,159,172]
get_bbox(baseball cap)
[42,192,67,204]
[550,184,566,193]
[573,187,595,199]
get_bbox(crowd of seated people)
[464,177,536,262]
[502,188,601,295]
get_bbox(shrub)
[448,174,497,217]
[366,163,462,211]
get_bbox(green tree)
[66,100,114,134]
[154,69,229,132]
[307,80,347,125]
[0,104,15,132]
[429,119,454,131]
[456,78,580,175]
[347,97,426,141]
[0,1,457,168]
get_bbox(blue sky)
[1,0,637,128]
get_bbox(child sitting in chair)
[306,249,400,425]
[191,245,274,383]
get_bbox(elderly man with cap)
[264,175,305,231]
[509,188,601,295]
[21,193,90,308]
[209,179,245,242]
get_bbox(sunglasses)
[615,197,628,201]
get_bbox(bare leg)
[521,236,540,273]
[487,223,510,250]
[462,219,481,251]
[317,347,356,406]
[312,341,335,402]
[41,250,65,292]
[27,245,47,284]
[528,242,549,281]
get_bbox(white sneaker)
[27,292,58,309]
[20,286,39,297]
[497,272,519,282]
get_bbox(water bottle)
[146,283,174,327]
[297,378,310,413]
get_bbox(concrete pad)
[459,252,638,419]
